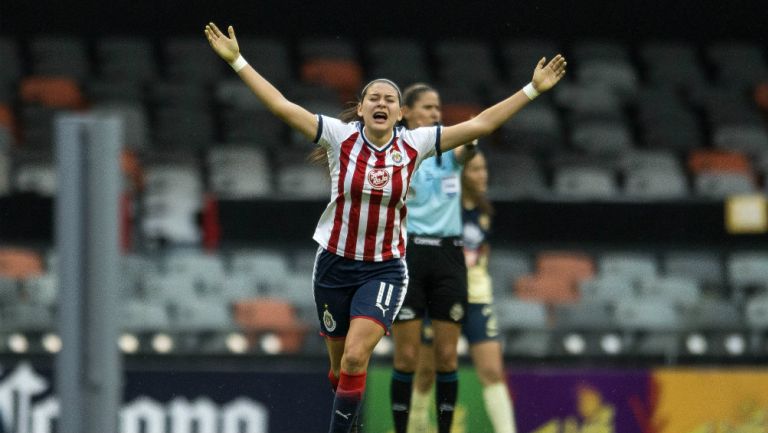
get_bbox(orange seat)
[536,251,595,285]
[233,298,308,353]
[0,104,18,144]
[301,59,363,103]
[20,76,86,109]
[688,149,751,175]
[0,248,44,279]
[755,82,768,112]
[441,103,482,126]
[514,274,579,305]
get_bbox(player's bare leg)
[431,320,461,433]
[391,319,423,433]
[471,340,516,433]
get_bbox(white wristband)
[230,54,248,72]
[522,82,540,100]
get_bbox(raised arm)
[204,22,318,140]
[440,55,567,152]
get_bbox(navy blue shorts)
[463,303,500,344]
[313,247,408,338]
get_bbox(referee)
[390,83,477,433]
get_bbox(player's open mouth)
[373,112,388,123]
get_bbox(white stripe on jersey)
[312,115,439,262]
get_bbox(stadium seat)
[553,166,618,199]
[495,298,551,357]
[96,36,158,81]
[0,148,9,195]
[237,37,292,85]
[1,304,54,332]
[578,275,636,304]
[276,161,330,199]
[14,160,56,196]
[663,251,726,293]
[515,274,580,304]
[487,249,532,298]
[121,299,171,332]
[570,120,635,156]
[497,102,564,155]
[434,39,499,92]
[301,59,363,103]
[90,101,151,150]
[745,296,768,330]
[0,37,22,85]
[575,59,639,102]
[168,297,234,332]
[638,40,707,91]
[727,252,768,298]
[690,86,762,127]
[688,150,752,175]
[536,251,595,284]
[485,151,548,200]
[19,76,86,109]
[570,39,630,62]
[29,36,90,80]
[19,105,58,149]
[0,105,17,144]
[366,38,431,86]
[219,109,286,146]
[233,298,308,353]
[553,302,616,331]
[598,252,658,285]
[23,273,57,306]
[623,167,689,199]
[637,276,701,307]
[712,124,768,156]
[684,298,744,332]
[163,37,224,82]
[215,79,268,110]
[500,38,561,85]
[149,81,209,108]
[706,40,768,89]
[163,251,226,293]
[207,144,273,198]
[694,172,756,198]
[152,106,215,150]
[86,78,145,104]
[615,299,682,331]
[229,249,290,292]
[553,81,623,115]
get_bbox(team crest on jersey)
[367,168,391,189]
[390,150,403,165]
[449,303,465,321]
[323,305,337,332]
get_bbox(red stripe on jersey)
[343,144,372,259]
[362,151,387,259]
[327,133,359,255]
[397,141,420,258]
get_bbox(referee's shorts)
[395,235,468,324]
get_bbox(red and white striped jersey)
[312,115,440,262]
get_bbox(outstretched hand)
[204,22,240,64]
[531,54,567,93]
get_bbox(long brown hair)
[461,150,494,216]
[307,79,402,166]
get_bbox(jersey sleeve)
[403,125,441,164]
[313,115,354,150]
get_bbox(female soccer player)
[204,22,565,433]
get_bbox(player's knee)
[393,345,420,369]
[476,365,503,384]
[434,345,458,371]
[341,346,372,373]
